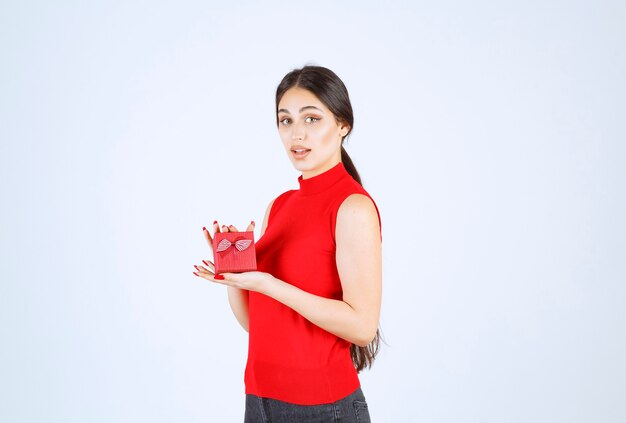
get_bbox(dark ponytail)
[275,65,384,373]
[340,146,361,185]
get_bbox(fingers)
[211,221,255,234]
[192,262,231,286]
[193,262,216,279]
[222,220,256,233]
[203,220,220,246]
[201,259,215,273]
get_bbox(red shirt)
[244,161,382,405]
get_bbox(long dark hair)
[275,64,384,373]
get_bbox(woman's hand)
[193,220,276,294]
[209,270,277,295]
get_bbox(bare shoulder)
[336,193,380,230]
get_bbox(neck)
[297,161,349,196]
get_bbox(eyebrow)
[277,106,324,114]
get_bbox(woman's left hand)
[194,262,277,294]
[209,270,277,294]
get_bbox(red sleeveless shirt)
[244,161,382,405]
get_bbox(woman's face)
[277,87,349,179]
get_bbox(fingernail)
[213,220,217,225]
[202,260,209,266]
[251,220,255,225]
[193,272,199,276]
[214,274,224,280]
[203,226,207,231]
[194,265,200,270]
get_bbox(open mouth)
[291,148,311,159]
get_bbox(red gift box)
[212,230,257,273]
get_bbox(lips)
[291,145,311,159]
[291,145,311,153]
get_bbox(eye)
[279,117,290,125]
[305,116,320,123]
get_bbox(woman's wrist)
[260,274,282,297]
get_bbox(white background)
[1,1,625,422]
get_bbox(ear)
[338,121,350,137]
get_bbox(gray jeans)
[244,386,371,423]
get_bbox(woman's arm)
[262,194,382,346]
[210,194,382,346]
[226,198,275,332]
[210,194,382,347]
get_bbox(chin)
[290,158,316,172]
[292,162,311,171]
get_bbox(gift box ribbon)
[216,238,252,253]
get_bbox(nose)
[291,120,305,140]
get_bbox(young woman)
[193,65,383,422]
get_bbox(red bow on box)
[216,238,252,253]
